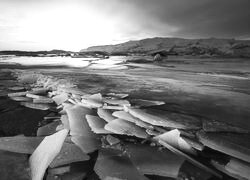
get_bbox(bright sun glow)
[0,1,176,51]
[18,4,116,51]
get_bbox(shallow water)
[0,56,95,67]
[0,56,126,68]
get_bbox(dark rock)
[153,54,163,62]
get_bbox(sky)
[0,0,250,51]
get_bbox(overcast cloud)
[0,0,249,50]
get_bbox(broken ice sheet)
[71,93,82,100]
[71,136,100,154]
[68,98,78,105]
[58,102,74,115]
[94,148,149,180]
[112,110,143,123]
[48,165,70,175]
[29,129,69,180]
[8,86,26,91]
[10,96,32,102]
[37,121,61,136]
[28,88,48,95]
[31,87,49,93]
[129,99,165,107]
[225,158,250,180]
[66,105,101,153]
[97,108,116,122]
[26,93,45,99]
[103,98,130,106]
[86,115,112,134]
[52,93,69,105]
[102,105,124,110]
[60,114,70,129]
[49,142,90,168]
[17,73,39,84]
[0,136,44,154]
[33,98,54,104]
[212,157,250,180]
[56,124,64,131]
[87,93,102,101]
[157,140,222,178]
[105,92,129,99]
[146,129,161,136]
[181,136,204,151]
[104,118,148,139]
[154,129,197,155]
[112,110,154,129]
[20,102,51,111]
[80,93,103,108]
[125,143,185,178]
[197,131,250,163]
[127,108,201,130]
[106,135,120,146]
[81,99,103,108]
[211,160,244,180]
[8,91,28,97]
[66,105,95,137]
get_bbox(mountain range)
[84,37,250,58]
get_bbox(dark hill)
[84,37,250,58]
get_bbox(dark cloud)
[123,0,250,38]
[1,0,250,39]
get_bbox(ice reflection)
[0,56,95,67]
[0,56,128,69]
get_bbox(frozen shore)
[0,56,250,179]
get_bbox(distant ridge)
[0,50,73,57]
[84,37,250,58]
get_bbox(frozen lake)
[1,56,249,130]
[0,56,127,68]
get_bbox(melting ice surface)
[0,56,127,68]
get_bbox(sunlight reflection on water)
[0,56,128,68]
[0,56,95,67]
